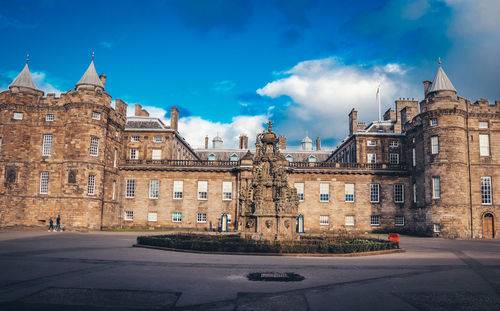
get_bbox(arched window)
[307,155,317,163]
[285,155,294,162]
[229,154,239,161]
[208,154,216,161]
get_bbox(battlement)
[468,98,500,114]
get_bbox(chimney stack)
[134,104,150,117]
[316,137,321,151]
[349,108,358,136]
[170,106,179,132]
[423,80,432,97]
[239,134,248,149]
[99,74,106,89]
[204,135,209,149]
[278,135,287,150]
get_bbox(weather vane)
[92,51,95,60]
[267,120,273,132]
[26,54,30,64]
[438,57,441,65]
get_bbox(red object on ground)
[388,233,400,242]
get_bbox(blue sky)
[1,0,499,149]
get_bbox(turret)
[75,59,105,92]
[8,61,43,96]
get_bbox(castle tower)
[301,133,313,151]
[212,134,223,149]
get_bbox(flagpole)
[377,84,381,121]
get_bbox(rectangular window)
[90,137,99,156]
[40,172,49,194]
[294,183,304,202]
[198,180,208,200]
[481,177,492,205]
[370,215,380,226]
[431,136,439,155]
[395,216,405,226]
[124,211,133,221]
[345,183,355,202]
[389,140,399,148]
[197,213,207,223]
[370,184,380,203]
[131,135,140,142]
[45,114,54,121]
[113,149,117,167]
[433,223,441,233]
[394,184,404,203]
[367,153,377,163]
[153,136,163,143]
[130,149,138,160]
[413,183,417,203]
[42,134,53,156]
[126,179,135,198]
[148,212,158,222]
[112,181,116,200]
[432,177,441,199]
[390,153,399,164]
[88,174,95,195]
[345,215,355,226]
[412,148,416,167]
[367,140,376,146]
[320,215,329,226]
[149,180,159,199]
[172,212,182,222]
[222,181,232,200]
[479,134,490,156]
[430,118,438,126]
[173,180,183,199]
[320,183,329,202]
[478,121,488,129]
[92,111,101,120]
[152,149,162,160]
[13,112,23,120]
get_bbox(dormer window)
[229,154,239,161]
[285,155,293,162]
[208,154,216,161]
[307,155,317,163]
[92,111,101,120]
[131,136,140,142]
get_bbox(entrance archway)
[483,213,494,239]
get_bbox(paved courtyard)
[0,231,499,310]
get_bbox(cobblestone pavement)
[0,231,499,310]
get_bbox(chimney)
[278,135,287,150]
[383,108,396,121]
[239,134,248,149]
[423,80,432,97]
[316,137,321,151]
[99,74,107,89]
[205,135,209,149]
[170,106,179,132]
[135,104,142,116]
[349,109,358,136]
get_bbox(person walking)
[55,215,62,232]
[48,217,54,232]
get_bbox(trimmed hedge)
[136,234,398,254]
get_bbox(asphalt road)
[0,231,499,310]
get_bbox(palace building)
[0,60,498,238]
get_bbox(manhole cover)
[247,272,305,282]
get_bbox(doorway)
[483,213,494,239]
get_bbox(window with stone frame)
[129,149,138,160]
[320,183,329,202]
[172,212,182,222]
[148,212,158,222]
[320,215,329,226]
[413,183,417,203]
[149,180,159,199]
[345,183,355,202]
[367,140,377,146]
[153,136,163,143]
[5,167,17,183]
[87,174,96,195]
[91,111,101,120]
[40,172,49,194]
[126,179,135,198]
[68,170,77,183]
[481,177,492,205]
[197,213,207,223]
[479,134,490,156]
[131,135,140,142]
[45,114,54,121]
[367,153,377,163]
[412,148,416,167]
[173,180,183,199]
[13,112,23,120]
[370,184,380,203]
[124,211,133,221]
[42,134,53,156]
[433,223,441,233]
[430,118,438,126]
[394,184,404,203]
[222,181,232,200]
[345,215,355,226]
[90,137,99,156]
[389,153,399,164]
[478,121,488,129]
[370,215,380,226]
[395,216,405,226]
[198,181,208,200]
[432,177,441,199]
[431,136,439,155]
[294,183,304,202]
[389,140,399,148]
[152,149,162,160]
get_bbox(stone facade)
[0,62,498,239]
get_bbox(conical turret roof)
[76,60,104,88]
[9,64,39,90]
[428,65,456,93]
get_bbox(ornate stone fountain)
[239,121,299,241]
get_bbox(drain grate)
[247,272,305,282]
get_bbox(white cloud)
[126,104,267,149]
[100,41,113,48]
[257,57,419,141]
[0,70,64,95]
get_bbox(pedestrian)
[48,217,54,232]
[55,214,62,232]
